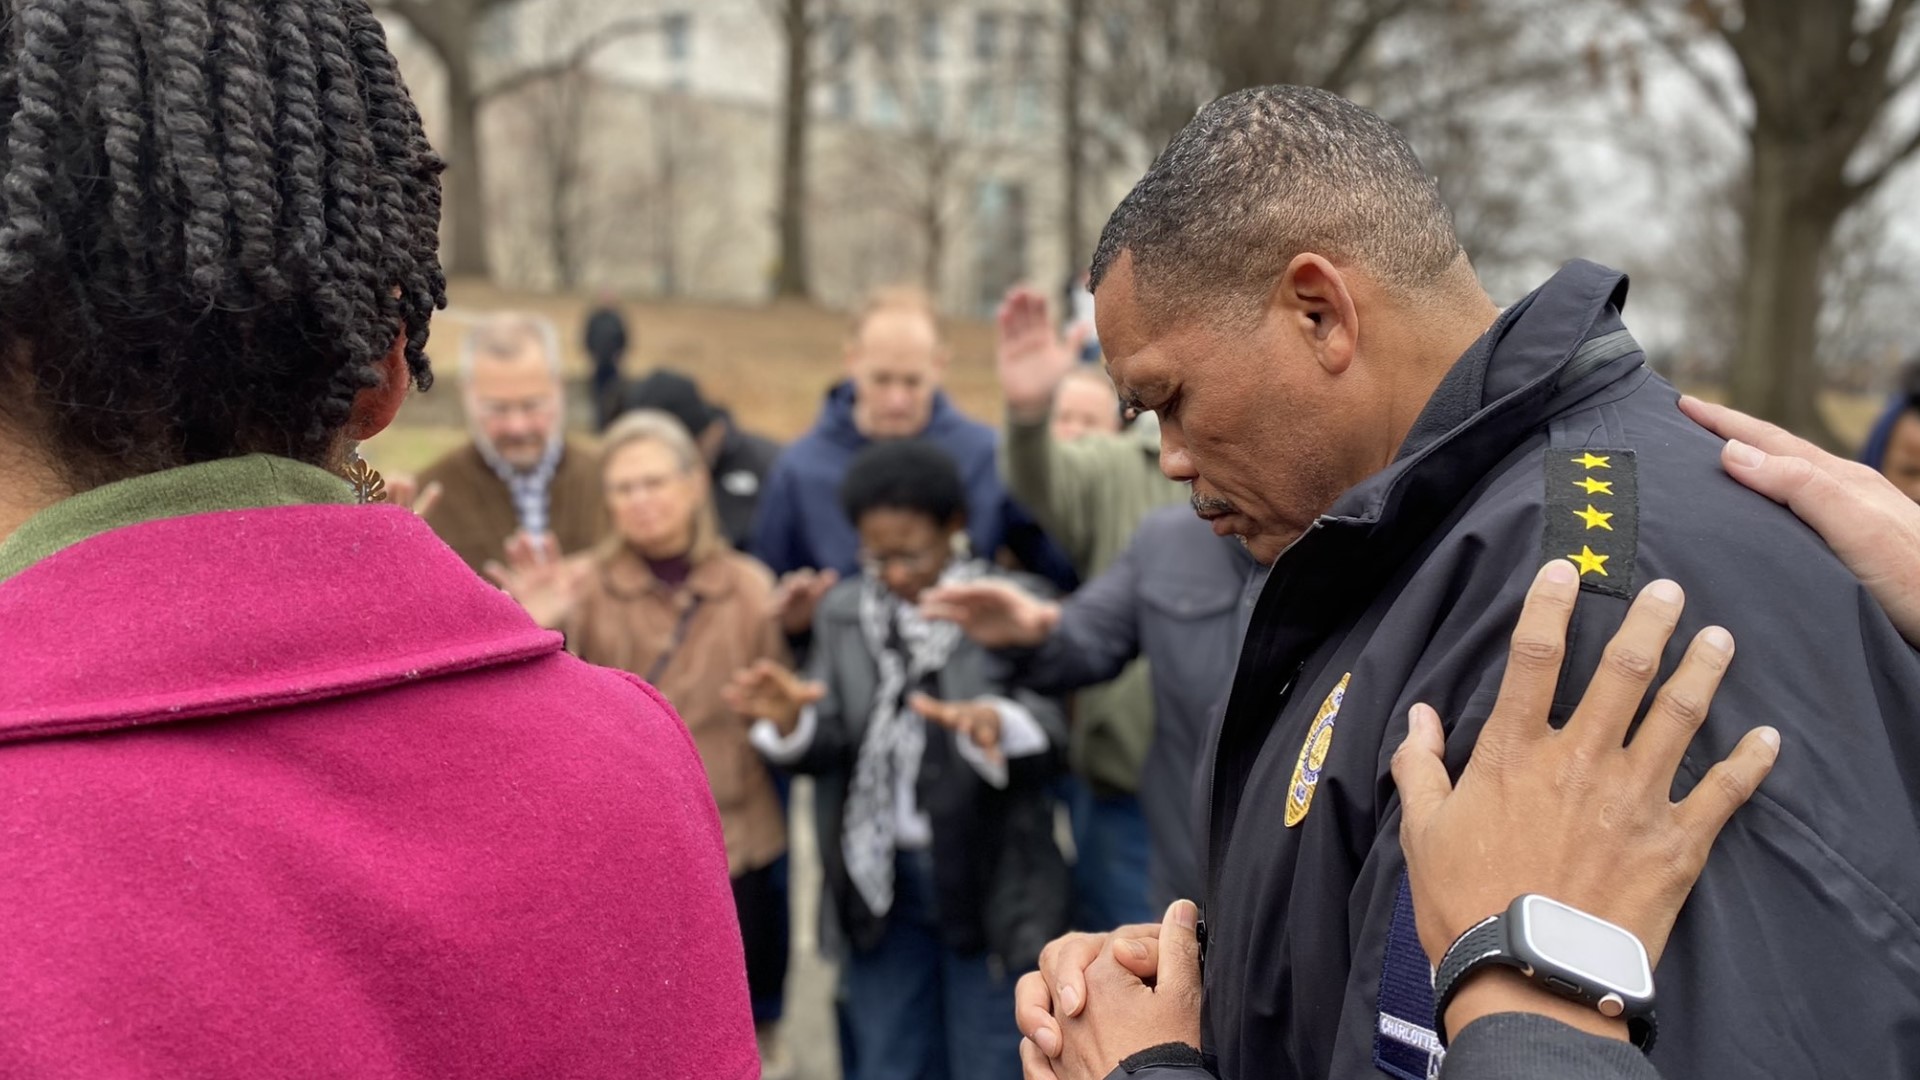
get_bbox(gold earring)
[344,450,388,505]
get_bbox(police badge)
[1285,672,1350,828]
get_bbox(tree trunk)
[773,0,812,299]
[1062,0,1088,275]
[443,50,492,280]
[1728,131,1845,448]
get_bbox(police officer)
[1016,86,1920,1079]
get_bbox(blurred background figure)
[1049,366,1124,444]
[584,294,632,432]
[489,410,797,1077]
[751,285,1077,603]
[996,285,1186,931]
[1859,358,1920,504]
[727,440,1069,1080]
[416,313,608,573]
[925,502,1261,911]
[622,369,783,551]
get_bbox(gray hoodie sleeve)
[1440,1014,1662,1080]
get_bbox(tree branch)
[1316,0,1420,95]
[1620,2,1742,125]
[373,0,461,65]
[1847,120,1920,200]
[477,15,663,102]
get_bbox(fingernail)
[1726,439,1765,469]
[1168,899,1199,931]
[1408,704,1437,739]
[1700,626,1734,654]
[1542,560,1577,585]
[1058,983,1078,1015]
[1035,1027,1061,1058]
[1644,579,1683,606]
[1757,726,1781,752]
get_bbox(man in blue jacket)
[1018,86,1920,1080]
[751,287,1076,595]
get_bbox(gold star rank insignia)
[1285,673,1350,828]
[1574,504,1614,531]
[1542,448,1637,598]
[1568,546,1610,577]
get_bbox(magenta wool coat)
[0,504,758,1078]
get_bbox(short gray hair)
[458,312,563,381]
[1090,86,1461,322]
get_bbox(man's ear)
[348,330,412,442]
[1276,254,1359,376]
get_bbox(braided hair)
[0,0,445,491]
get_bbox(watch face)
[1519,896,1653,999]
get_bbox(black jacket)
[709,414,781,552]
[1006,504,1261,908]
[1170,261,1920,1079]
[781,574,1070,972]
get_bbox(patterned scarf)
[842,558,988,919]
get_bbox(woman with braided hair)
[0,2,758,1076]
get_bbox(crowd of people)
[3,5,1918,1080]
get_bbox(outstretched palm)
[997,286,1085,422]
[485,532,588,629]
[724,660,826,732]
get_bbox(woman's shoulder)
[710,548,778,591]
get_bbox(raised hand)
[920,580,1059,650]
[998,285,1090,424]
[723,659,826,733]
[771,568,840,637]
[381,473,444,518]
[484,531,590,630]
[908,693,1003,753]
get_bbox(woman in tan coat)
[490,409,792,1071]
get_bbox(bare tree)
[844,3,1029,301]
[1623,0,1920,444]
[376,0,660,282]
[764,0,848,300]
[374,0,521,278]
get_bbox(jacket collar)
[0,503,562,744]
[599,543,740,602]
[816,379,961,449]
[0,454,354,582]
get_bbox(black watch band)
[1431,912,1659,1054]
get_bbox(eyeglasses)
[859,548,946,578]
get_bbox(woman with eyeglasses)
[725,438,1070,1080]
[489,408,794,1074]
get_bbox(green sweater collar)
[0,454,354,582]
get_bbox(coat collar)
[599,543,740,602]
[0,503,562,744]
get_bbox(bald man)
[750,287,1075,593]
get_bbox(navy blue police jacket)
[1142,261,1920,1080]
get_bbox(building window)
[662,11,691,61]
[873,13,900,63]
[919,78,944,127]
[968,78,997,133]
[873,81,901,127]
[974,11,1000,62]
[919,12,942,61]
[832,79,856,120]
[1014,80,1042,132]
[825,13,854,64]
[1015,13,1045,67]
